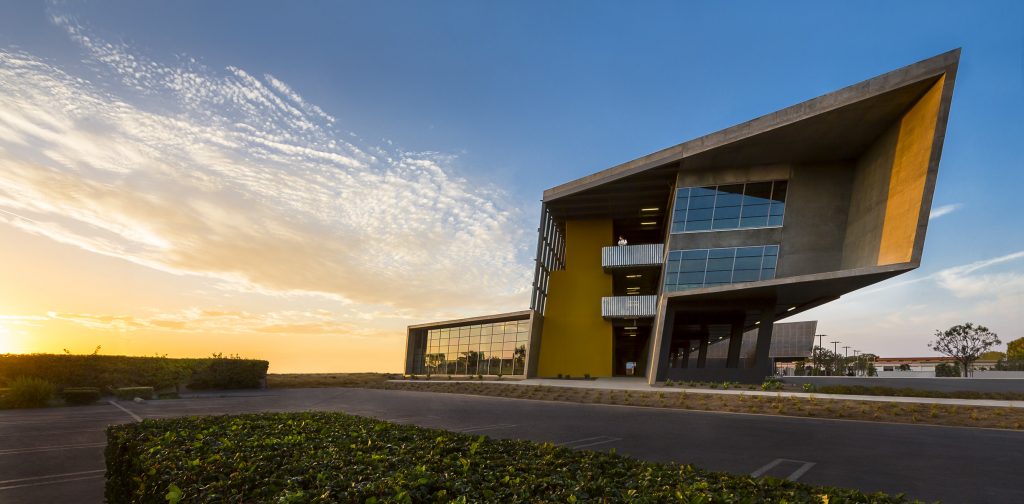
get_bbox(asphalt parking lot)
[2,387,1023,503]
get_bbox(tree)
[928,323,1000,377]
[1008,337,1024,362]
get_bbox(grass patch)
[106,411,911,503]
[386,382,1024,431]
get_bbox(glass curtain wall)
[424,320,529,376]
[664,245,779,291]
[671,180,787,233]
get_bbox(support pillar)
[697,324,709,368]
[647,300,675,384]
[726,321,744,368]
[754,306,775,377]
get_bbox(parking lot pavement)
[2,387,1023,503]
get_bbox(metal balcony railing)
[602,243,664,269]
[601,295,657,318]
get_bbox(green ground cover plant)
[0,354,268,391]
[106,412,912,503]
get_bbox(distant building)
[406,50,960,383]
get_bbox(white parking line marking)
[786,461,816,481]
[457,423,516,433]
[559,436,621,449]
[0,469,105,485]
[108,400,142,422]
[556,436,606,446]
[571,437,621,449]
[751,458,816,481]
[750,458,784,478]
[0,474,104,491]
[0,442,107,455]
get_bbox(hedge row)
[0,354,268,391]
[105,412,914,503]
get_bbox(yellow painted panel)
[878,75,945,265]
[537,219,614,377]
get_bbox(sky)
[0,1,1022,372]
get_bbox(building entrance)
[613,325,651,376]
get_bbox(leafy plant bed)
[385,381,1024,431]
[106,412,910,503]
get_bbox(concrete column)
[697,325,709,368]
[726,321,744,368]
[646,300,675,384]
[754,307,775,377]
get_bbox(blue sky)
[0,1,1021,369]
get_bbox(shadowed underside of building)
[406,50,960,383]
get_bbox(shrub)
[63,387,102,405]
[0,354,268,390]
[105,412,911,503]
[6,376,55,408]
[114,387,154,400]
[761,377,783,391]
[185,358,269,390]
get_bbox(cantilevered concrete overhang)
[542,48,960,226]
[661,263,915,329]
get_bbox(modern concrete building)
[406,50,959,383]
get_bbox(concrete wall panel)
[778,163,854,276]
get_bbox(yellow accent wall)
[878,76,946,265]
[537,219,614,377]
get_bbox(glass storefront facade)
[418,320,530,376]
[664,245,779,292]
[671,180,787,233]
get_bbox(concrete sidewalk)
[397,377,1024,409]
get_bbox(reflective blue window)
[663,245,781,292]
[671,180,788,233]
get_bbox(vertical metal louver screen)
[530,204,565,315]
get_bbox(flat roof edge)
[543,48,961,202]
[407,309,534,330]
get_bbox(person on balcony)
[617,235,628,246]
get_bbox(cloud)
[929,203,962,220]
[932,250,1024,298]
[0,20,533,318]
[40,308,375,337]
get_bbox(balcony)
[601,243,664,269]
[601,295,657,318]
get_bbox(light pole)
[853,350,861,376]
[830,341,840,376]
[815,334,826,376]
[843,346,851,376]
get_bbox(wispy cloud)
[929,203,962,220]
[39,308,374,337]
[933,250,1024,298]
[0,18,533,318]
